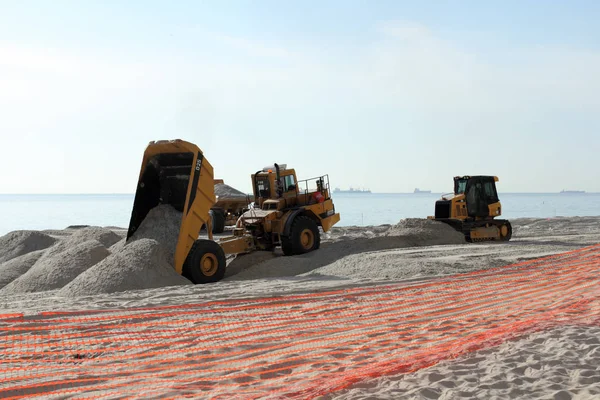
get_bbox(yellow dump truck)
[126,139,340,284]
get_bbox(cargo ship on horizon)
[560,189,586,194]
[333,187,371,194]
[413,188,432,194]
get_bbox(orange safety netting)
[1,244,600,399]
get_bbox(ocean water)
[1,193,599,236]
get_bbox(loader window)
[483,181,499,202]
[256,178,270,198]
[456,179,468,194]
[284,175,296,192]
[466,182,489,217]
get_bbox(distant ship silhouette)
[560,189,585,194]
[333,187,371,194]
[414,188,431,194]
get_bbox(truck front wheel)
[281,216,320,256]
[183,239,227,283]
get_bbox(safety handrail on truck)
[296,174,331,200]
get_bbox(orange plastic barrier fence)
[1,244,599,399]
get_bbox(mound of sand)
[59,238,192,297]
[128,205,182,264]
[215,183,248,199]
[0,230,57,263]
[0,250,45,288]
[0,240,110,294]
[0,215,467,295]
[109,238,127,253]
[225,218,466,281]
[36,227,120,265]
[306,249,465,281]
[0,206,186,296]
[512,216,600,238]
[385,218,465,244]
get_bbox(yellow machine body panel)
[469,225,501,241]
[321,211,341,232]
[126,139,216,274]
[488,202,501,218]
[218,234,256,255]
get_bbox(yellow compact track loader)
[126,140,340,285]
[428,175,512,242]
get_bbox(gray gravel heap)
[0,231,57,263]
[59,238,191,297]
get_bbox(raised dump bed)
[127,139,216,277]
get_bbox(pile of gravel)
[0,231,57,263]
[59,238,191,297]
[0,227,121,294]
[0,250,45,289]
[109,238,127,253]
[385,218,465,244]
[0,207,192,296]
[225,218,467,281]
[58,205,189,296]
[215,183,248,200]
[35,227,120,266]
[511,216,600,238]
[128,205,182,264]
[1,240,110,294]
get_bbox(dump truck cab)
[429,175,511,242]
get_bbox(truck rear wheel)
[210,209,226,234]
[281,216,320,256]
[183,239,226,283]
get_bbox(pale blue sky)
[1,1,599,194]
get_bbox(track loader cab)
[454,176,502,219]
[240,163,340,255]
[430,175,512,242]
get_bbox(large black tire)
[211,209,226,234]
[281,216,320,256]
[183,239,226,283]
